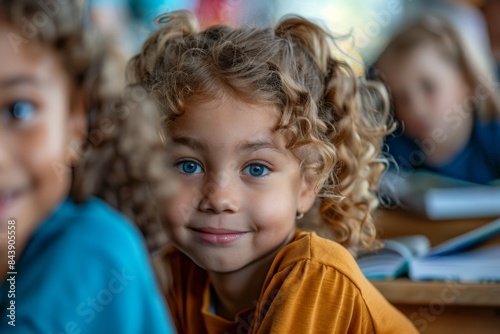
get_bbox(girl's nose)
[198,175,240,214]
[405,92,429,119]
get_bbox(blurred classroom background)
[84,0,498,80]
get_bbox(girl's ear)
[298,176,317,213]
[67,96,88,166]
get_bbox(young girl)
[0,1,174,332]
[376,16,500,184]
[128,10,418,333]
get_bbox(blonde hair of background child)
[127,10,393,254]
[377,15,500,121]
[0,0,171,250]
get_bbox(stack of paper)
[380,170,500,220]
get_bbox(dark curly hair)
[128,11,393,254]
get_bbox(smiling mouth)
[0,188,26,216]
[189,227,248,246]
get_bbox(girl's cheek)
[165,186,201,224]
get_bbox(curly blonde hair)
[128,11,392,254]
[0,0,172,250]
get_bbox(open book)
[380,170,500,220]
[357,217,500,282]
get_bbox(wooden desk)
[373,209,500,334]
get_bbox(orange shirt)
[162,229,418,333]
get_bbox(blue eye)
[242,164,270,177]
[175,161,203,174]
[1,101,35,123]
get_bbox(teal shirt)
[0,197,174,333]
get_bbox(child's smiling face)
[0,24,85,237]
[164,96,316,273]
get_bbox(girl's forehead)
[180,97,279,124]
[183,99,268,119]
[169,97,287,147]
[0,26,62,79]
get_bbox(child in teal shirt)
[0,0,174,332]
[0,198,172,332]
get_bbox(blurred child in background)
[377,16,500,184]
[0,1,175,332]
[128,10,418,333]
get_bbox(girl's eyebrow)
[172,136,206,151]
[172,136,286,155]
[0,75,45,89]
[238,140,286,156]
